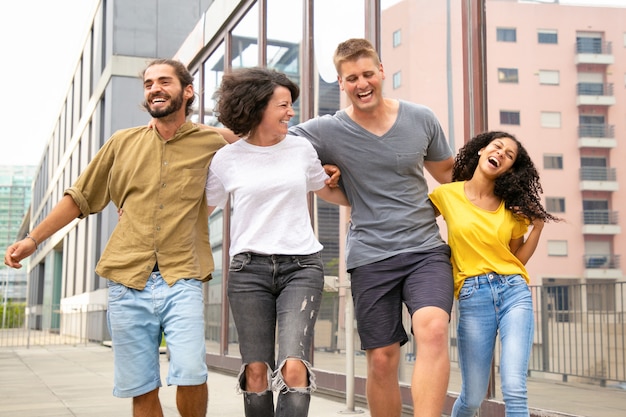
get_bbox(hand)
[4,239,36,269]
[324,164,341,188]
[531,217,544,230]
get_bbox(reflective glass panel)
[267,0,303,124]
[231,3,259,69]
[203,42,225,126]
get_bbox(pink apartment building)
[381,0,626,311]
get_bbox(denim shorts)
[349,246,454,350]
[107,272,207,398]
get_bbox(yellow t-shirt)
[429,181,529,298]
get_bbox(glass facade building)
[0,165,35,302]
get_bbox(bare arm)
[206,126,239,144]
[147,118,241,144]
[4,195,81,268]
[314,186,350,207]
[510,219,545,265]
[425,156,454,184]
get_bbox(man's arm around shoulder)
[425,157,454,184]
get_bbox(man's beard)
[143,91,184,118]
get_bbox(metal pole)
[2,271,9,329]
[345,284,355,411]
[338,279,363,415]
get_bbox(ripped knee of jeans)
[272,358,317,394]
[236,362,273,395]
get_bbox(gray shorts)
[349,245,454,350]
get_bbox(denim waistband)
[471,272,503,282]
[468,272,522,284]
[239,251,319,263]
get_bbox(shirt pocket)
[396,152,420,176]
[180,168,208,200]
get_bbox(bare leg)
[411,306,450,417]
[176,383,208,417]
[133,388,164,417]
[280,358,308,387]
[242,362,273,417]
[365,343,402,417]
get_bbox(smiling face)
[337,56,385,113]
[255,85,295,142]
[479,137,519,176]
[142,64,193,119]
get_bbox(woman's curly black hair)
[213,67,299,137]
[453,131,560,222]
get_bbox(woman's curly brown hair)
[453,131,560,222]
[213,67,299,137]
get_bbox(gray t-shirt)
[289,100,453,270]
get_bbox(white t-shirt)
[205,135,328,257]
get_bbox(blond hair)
[332,38,381,75]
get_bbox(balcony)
[577,124,616,148]
[581,210,620,235]
[576,83,615,106]
[575,39,614,65]
[579,167,618,191]
[583,254,621,279]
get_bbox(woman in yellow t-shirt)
[429,131,560,417]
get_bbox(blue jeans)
[107,272,207,398]
[228,252,324,417]
[451,273,534,417]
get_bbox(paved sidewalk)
[0,345,368,417]
[1,344,625,416]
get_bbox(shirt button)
[162,183,166,188]
[156,226,161,231]
[159,204,164,209]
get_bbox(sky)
[0,0,98,166]
[1,0,625,167]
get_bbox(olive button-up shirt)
[64,122,227,290]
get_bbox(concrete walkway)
[0,344,624,417]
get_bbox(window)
[393,29,401,47]
[500,111,520,125]
[497,28,516,42]
[546,197,565,213]
[544,154,563,169]
[538,30,558,44]
[498,68,518,83]
[538,70,559,85]
[541,112,561,128]
[393,71,402,89]
[576,33,603,54]
[579,115,606,138]
[547,240,568,256]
